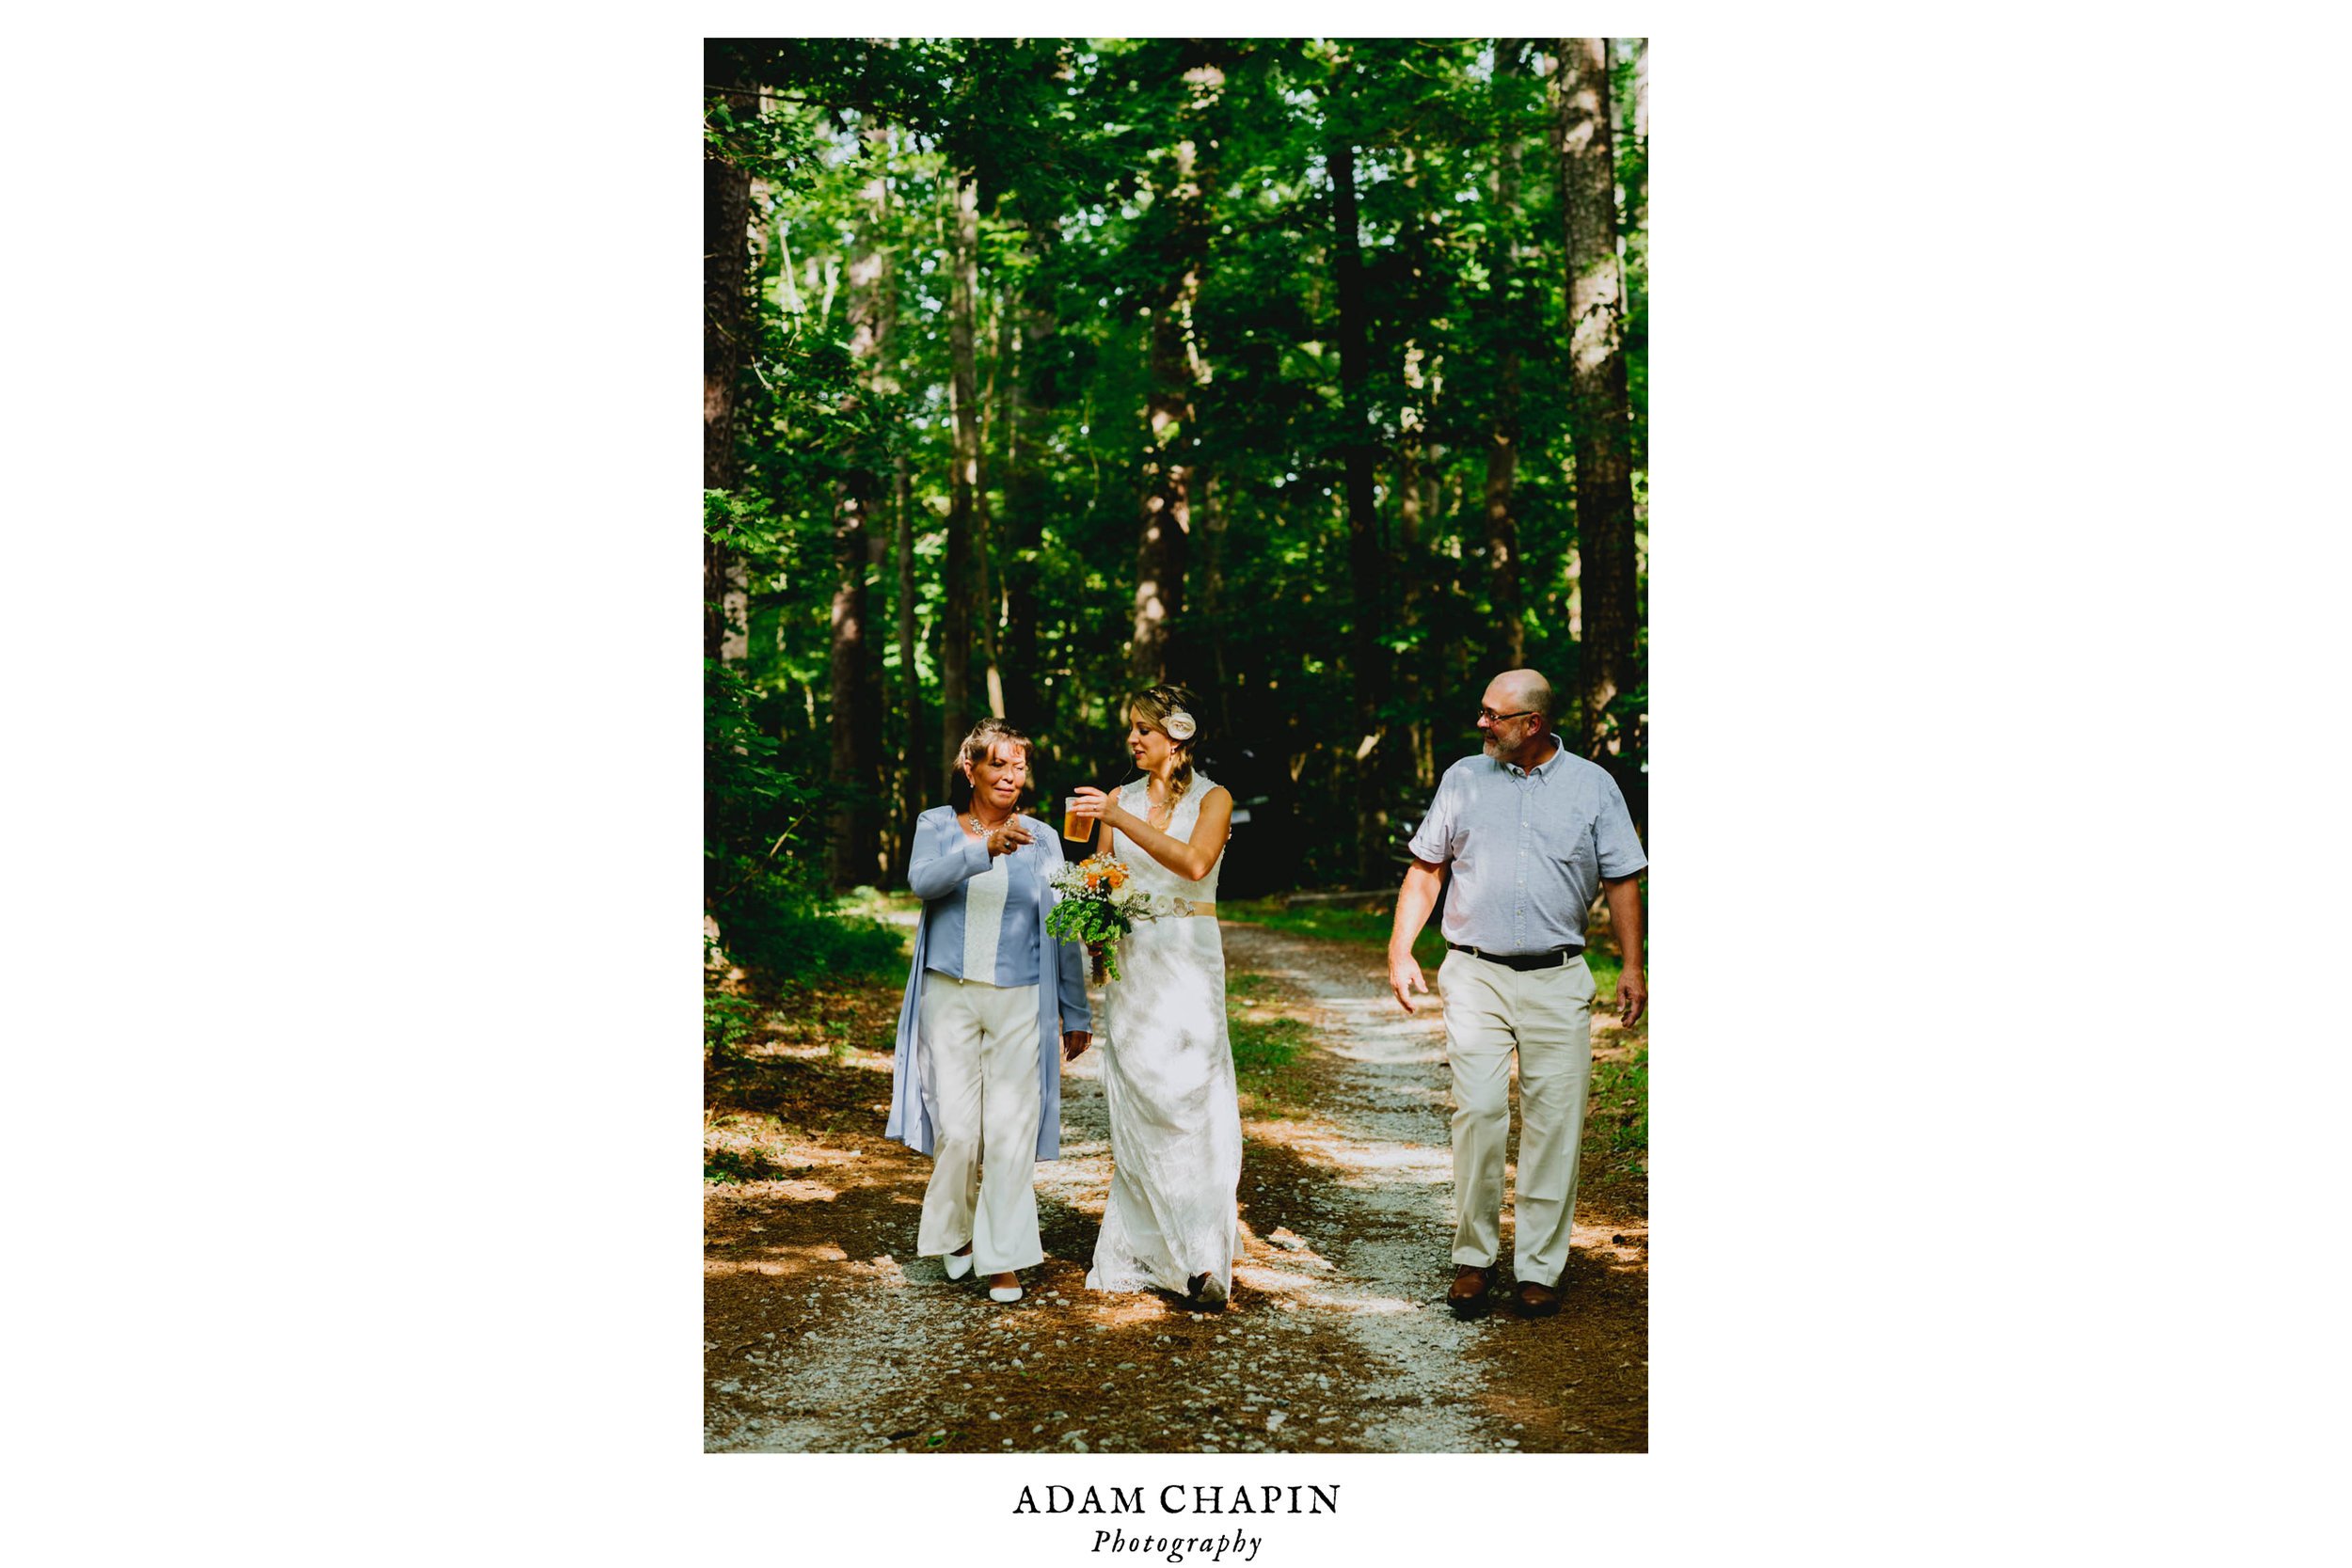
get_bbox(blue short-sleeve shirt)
[1406,736,1647,953]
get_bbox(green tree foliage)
[704,38,1647,957]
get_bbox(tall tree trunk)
[1630,38,1648,232]
[1395,142,1437,794]
[1198,471,1234,743]
[1130,247,1194,686]
[1392,139,1430,789]
[1551,39,1644,829]
[1131,55,1224,688]
[828,135,890,889]
[1622,39,1649,823]
[1399,339,1432,791]
[1484,39,1529,673]
[895,451,922,838]
[999,245,1055,733]
[1124,52,1223,690]
[975,285,1006,721]
[1619,36,1650,479]
[1330,135,1386,882]
[940,172,981,791]
[828,501,878,884]
[703,73,760,664]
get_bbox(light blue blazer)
[885,806,1093,1161]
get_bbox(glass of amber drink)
[1062,795,1089,842]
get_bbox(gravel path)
[703,920,1647,1453]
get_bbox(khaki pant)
[915,974,1045,1273]
[1438,948,1597,1289]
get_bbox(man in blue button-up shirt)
[1387,669,1646,1320]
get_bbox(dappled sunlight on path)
[705,915,1645,1453]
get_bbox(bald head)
[1477,668,1557,768]
[1489,669,1552,722]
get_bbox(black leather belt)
[1447,942,1583,971]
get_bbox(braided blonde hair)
[1127,683,1199,810]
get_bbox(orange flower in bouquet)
[1046,852,1156,983]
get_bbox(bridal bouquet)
[1045,853,1156,984]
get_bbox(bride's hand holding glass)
[1065,786,1120,838]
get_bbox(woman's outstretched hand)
[978,817,1034,856]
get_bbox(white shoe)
[944,1249,974,1280]
[988,1283,1023,1304]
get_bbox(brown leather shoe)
[1448,1264,1497,1318]
[1514,1279,1561,1318]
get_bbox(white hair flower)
[1163,708,1197,741]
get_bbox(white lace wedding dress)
[1085,772,1244,1303]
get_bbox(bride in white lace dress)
[1066,684,1243,1307]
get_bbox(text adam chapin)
[1013,1483,1340,1563]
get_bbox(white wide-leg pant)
[915,974,1044,1274]
[1438,949,1597,1289]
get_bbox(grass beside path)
[1223,895,1448,972]
[702,885,1647,1181]
[1221,894,1630,1002]
[1221,892,1648,1167]
[704,887,915,1184]
[1225,970,1320,1117]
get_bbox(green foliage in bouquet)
[1045,854,1154,984]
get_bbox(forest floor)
[703,913,1647,1454]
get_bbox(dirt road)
[704,920,1646,1453]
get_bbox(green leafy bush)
[709,873,905,985]
[704,1145,792,1183]
[705,990,763,1061]
[705,617,904,986]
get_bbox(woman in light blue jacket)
[885,719,1093,1304]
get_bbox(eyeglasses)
[1477,707,1537,725]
